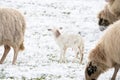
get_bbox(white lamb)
[48,28,84,63]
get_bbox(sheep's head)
[98,6,118,31]
[85,61,103,80]
[98,11,110,31]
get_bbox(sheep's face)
[98,18,110,27]
[98,7,117,31]
[98,11,110,31]
[85,61,102,80]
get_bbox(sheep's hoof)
[0,61,3,64]
[111,77,115,80]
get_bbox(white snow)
[0,0,120,80]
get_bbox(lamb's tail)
[19,42,25,51]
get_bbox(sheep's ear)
[87,62,97,76]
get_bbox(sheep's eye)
[99,18,103,25]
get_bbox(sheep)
[48,28,84,63]
[98,0,120,31]
[85,20,120,80]
[0,8,26,64]
[98,5,119,31]
[106,0,120,16]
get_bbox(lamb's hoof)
[61,60,67,63]
[72,60,75,63]
[12,62,16,65]
[62,59,67,63]
[59,60,63,63]
[59,59,67,63]
[79,61,82,64]
[72,58,76,63]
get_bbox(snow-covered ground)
[0,0,120,80]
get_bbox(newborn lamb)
[48,28,84,63]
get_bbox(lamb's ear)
[87,62,97,76]
[48,29,52,31]
[59,27,63,30]
[55,30,61,37]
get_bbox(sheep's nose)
[98,18,110,31]
[98,18,110,26]
[99,26,106,31]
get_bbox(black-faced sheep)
[98,0,120,31]
[0,8,26,64]
[85,20,120,80]
[98,5,119,31]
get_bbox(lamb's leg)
[59,48,65,63]
[12,47,19,65]
[62,48,67,63]
[59,51,63,63]
[111,64,120,80]
[79,52,83,64]
[0,45,11,64]
[59,47,67,63]
[79,46,84,64]
[72,48,79,63]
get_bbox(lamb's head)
[85,61,103,80]
[98,6,118,31]
[48,28,61,38]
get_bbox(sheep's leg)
[12,47,19,65]
[0,45,10,64]
[111,64,120,80]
